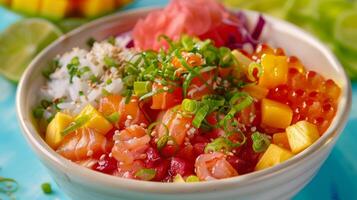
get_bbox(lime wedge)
[334,10,357,52]
[0,18,62,82]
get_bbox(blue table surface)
[0,1,356,199]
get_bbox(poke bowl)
[16,0,351,200]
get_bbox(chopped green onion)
[134,81,152,96]
[61,115,90,136]
[42,59,59,79]
[247,62,263,81]
[86,37,96,47]
[106,112,120,123]
[41,182,52,194]
[89,75,99,83]
[78,91,84,96]
[106,79,112,85]
[204,137,231,153]
[33,106,45,119]
[186,175,200,182]
[107,36,116,45]
[134,168,156,181]
[156,134,169,150]
[219,47,233,67]
[251,132,271,153]
[103,56,118,68]
[101,88,110,96]
[0,176,18,193]
[192,104,210,128]
[182,99,198,113]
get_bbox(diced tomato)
[57,127,111,161]
[151,82,183,110]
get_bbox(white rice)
[40,35,136,118]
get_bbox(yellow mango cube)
[286,121,320,154]
[76,104,113,135]
[261,98,293,129]
[255,144,294,171]
[259,54,288,89]
[80,0,116,18]
[46,112,73,149]
[11,0,41,15]
[40,0,69,20]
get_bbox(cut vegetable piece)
[261,98,293,129]
[80,0,116,18]
[272,132,290,150]
[242,84,268,100]
[39,0,69,20]
[11,0,41,15]
[46,112,73,149]
[76,104,113,135]
[259,54,288,89]
[255,144,293,171]
[0,19,62,82]
[286,120,320,154]
[232,50,252,77]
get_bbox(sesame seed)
[167,140,174,145]
[127,115,133,120]
[87,150,93,157]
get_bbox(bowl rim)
[16,7,352,193]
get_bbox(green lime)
[334,10,357,52]
[0,18,62,82]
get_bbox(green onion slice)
[247,62,263,81]
[251,132,271,153]
[134,81,152,97]
[41,182,52,194]
[135,168,156,181]
[192,104,210,128]
[204,137,231,153]
[0,176,18,193]
[61,114,90,136]
[182,99,198,113]
[105,112,120,124]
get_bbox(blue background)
[0,0,356,199]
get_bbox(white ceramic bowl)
[16,8,352,200]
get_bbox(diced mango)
[80,0,116,18]
[273,132,290,150]
[242,85,269,100]
[286,121,320,154]
[76,104,113,135]
[261,98,293,129]
[40,0,69,20]
[46,112,73,149]
[255,144,294,171]
[11,0,41,15]
[258,54,288,89]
